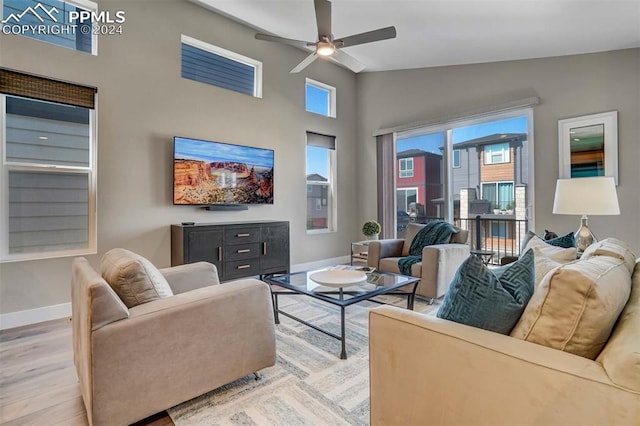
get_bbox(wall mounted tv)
[173,136,274,206]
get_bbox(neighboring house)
[306,173,329,229]
[395,149,443,219]
[452,133,528,212]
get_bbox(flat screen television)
[173,136,274,205]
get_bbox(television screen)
[173,136,274,205]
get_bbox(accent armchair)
[367,223,469,300]
[71,251,276,426]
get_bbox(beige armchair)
[71,254,276,426]
[367,223,470,300]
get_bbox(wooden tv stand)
[171,221,289,281]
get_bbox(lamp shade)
[552,177,620,215]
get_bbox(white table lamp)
[552,177,620,254]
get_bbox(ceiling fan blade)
[290,53,318,73]
[314,0,332,38]
[331,49,366,73]
[335,26,397,48]
[255,33,313,49]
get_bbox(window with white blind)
[0,70,97,262]
[181,35,262,98]
[306,132,336,233]
[2,0,97,54]
[484,142,510,164]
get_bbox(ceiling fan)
[254,0,396,73]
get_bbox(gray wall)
[0,0,358,314]
[356,49,640,255]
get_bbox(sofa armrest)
[367,239,405,268]
[159,261,220,294]
[89,278,276,425]
[419,243,469,298]
[369,306,640,426]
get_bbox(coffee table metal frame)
[265,269,420,359]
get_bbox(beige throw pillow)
[531,247,562,288]
[101,248,173,308]
[523,236,577,264]
[510,256,631,359]
[581,237,636,274]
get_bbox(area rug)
[167,294,439,425]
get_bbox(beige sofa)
[71,255,276,426]
[367,223,470,300]
[369,255,640,425]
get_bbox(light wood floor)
[0,318,174,426]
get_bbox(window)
[306,132,336,232]
[0,69,96,262]
[453,149,461,168]
[396,188,417,212]
[482,182,514,210]
[398,158,413,178]
[305,78,336,117]
[484,142,510,164]
[2,0,96,54]
[181,35,262,98]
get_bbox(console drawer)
[224,259,261,279]
[224,227,261,244]
[224,243,261,261]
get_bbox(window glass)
[2,0,95,53]
[305,78,336,117]
[484,142,510,164]
[306,133,336,232]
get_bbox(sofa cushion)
[523,235,577,264]
[511,255,631,359]
[596,259,640,392]
[581,237,636,274]
[101,248,174,308]
[379,257,422,277]
[437,249,534,334]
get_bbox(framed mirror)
[558,111,618,184]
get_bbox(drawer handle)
[218,247,222,260]
[236,233,251,237]
[237,264,251,270]
[237,249,250,254]
[263,242,267,255]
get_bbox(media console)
[171,221,289,281]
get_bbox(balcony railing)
[402,215,529,264]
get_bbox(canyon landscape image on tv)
[173,137,274,205]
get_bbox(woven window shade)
[0,69,96,109]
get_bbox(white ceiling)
[193,0,640,73]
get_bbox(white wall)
[0,0,358,317]
[356,49,640,255]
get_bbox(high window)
[484,142,510,164]
[305,78,336,117]
[2,0,96,54]
[306,132,336,232]
[398,158,413,178]
[0,69,97,262]
[181,35,262,98]
[453,149,461,168]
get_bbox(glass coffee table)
[265,267,420,359]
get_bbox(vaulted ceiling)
[193,0,640,72]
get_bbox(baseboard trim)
[0,256,352,330]
[0,302,71,331]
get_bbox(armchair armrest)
[159,261,220,294]
[89,278,276,425]
[369,306,640,426]
[367,239,405,268]
[420,243,469,298]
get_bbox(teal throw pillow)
[437,249,535,334]
[545,232,575,248]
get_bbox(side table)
[350,241,370,265]
[470,249,495,265]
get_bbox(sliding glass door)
[393,110,533,260]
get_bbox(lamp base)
[575,215,596,255]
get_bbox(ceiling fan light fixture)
[316,40,335,56]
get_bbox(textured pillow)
[101,248,173,308]
[401,223,425,256]
[545,232,575,248]
[581,237,636,274]
[437,249,535,334]
[510,255,631,359]
[523,236,577,264]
